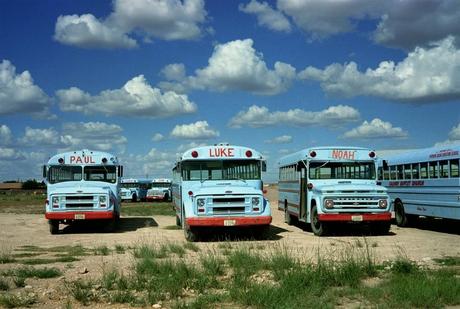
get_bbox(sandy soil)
[0,185,458,308]
[1,185,458,262]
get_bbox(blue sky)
[0,0,459,182]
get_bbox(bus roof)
[179,144,264,161]
[382,145,460,165]
[47,149,119,165]
[278,146,376,167]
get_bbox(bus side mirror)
[42,165,47,178]
[382,160,388,170]
[262,161,267,172]
[118,166,124,177]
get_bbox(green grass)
[434,256,460,266]
[0,191,45,214]
[64,243,460,309]
[11,252,42,258]
[115,244,125,254]
[121,202,175,216]
[3,266,62,279]
[0,253,15,264]
[19,256,79,265]
[0,293,37,308]
[163,225,181,230]
[183,242,200,252]
[94,245,111,256]
[0,277,10,291]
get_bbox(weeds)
[121,203,174,216]
[68,280,99,305]
[0,293,37,308]
[3,266,62,279]
[183,242,200,252]
[94,245,110,256]
[0,277,9,291]
[433,256,460,266]
[0,253,15,264]
[115,245,125,254]
[167,243,186,258]
[163,225,181,230]
[20,256,79,265]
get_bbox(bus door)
[299,166,307,220]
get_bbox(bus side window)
[412,163,420,179]
[389,166,396,180]
[404,164,412,179]
[439,160,449,178]
[429,161,438,178]
[378,167,383,180]
[383,167,389,180]
[420,162,428,179]
[450,159,459,178]
[397,165,404,180]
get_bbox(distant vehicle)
[120,178,150,202]
[278,147,391,236]
[146,179,172,202]
[43,149,123,234]
[378,146,460,226]
[172,143,271,241]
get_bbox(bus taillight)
[309,151,316,158]
[369,151,375,158]
[192,151,198,158]
[246,150,252,157]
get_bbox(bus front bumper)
[45,211,114,220]
[186,216,272,227]
[318,212,391,222]
[146,196,164,201]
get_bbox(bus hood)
[193,184,262,197]
[313,183,387,193]
[49,182,113,195]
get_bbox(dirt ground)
[1,185,459,262]
[0,185,459,308]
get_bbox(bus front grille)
[212,198,245,204]
[66,196,94,200]
[213,207,245,214]
[65,203,94,208]
[332,197,380,209]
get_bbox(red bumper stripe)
[45,211,114,220]
[318,212,391,222]
[186,216,272,227]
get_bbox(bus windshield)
[121,183,138,188]
[83,166,117,183]
[181,160,261,181]
[48,166,82,184]
[309,161,376,180]
[151,183,171,188]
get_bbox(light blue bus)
[43,149,123,234]
[172,143,271,241]
[279,147,391,236]
[120,178,150,202]
[378,146,460,226]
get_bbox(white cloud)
[0,60,53,118]
[298,37,460,102]
[60,122,127,152]
[177,141,207,152]
[152,133,165,142]
[54,14,137,49]
[0,125,12,145]
[229,105,360,128]
[239,0,291,33]
[162,39,296,95]
[342,118,408,140]
[56,75,197,118]
[277,0,377,40]
[435,123,460,146]
[160,63,186,81]
[19,127,60,146]
[121,148,177,178]
[277,0,460,50]
[0,148,23,161]
[265,135,293,144]
[54,0,208,49]
[170,121,219,139]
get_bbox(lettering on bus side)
[389,181,425,187]
[209,148,235,158]
[331,150,356,160]
[69,156,96,164]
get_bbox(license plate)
[74,214,85,220]
[224,219,236,226]
[351,215,363,222]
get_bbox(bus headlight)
[324,199,334,209]
[99,196,107,203]
[378,199,387,209]
[197,198,205,207]
[52,196,59,204]
[252,197,260,206]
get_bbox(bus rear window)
[450,159,459,178]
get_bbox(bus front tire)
[184,226,197,242]
[176,215,181,226]
[284,204,294,225]
[49,220,59,234]
[395,200,410,227]
[310,205,327,236]
[132,194,137,203]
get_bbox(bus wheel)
[395,200,409,227]
[163,193,169,202]
[184,226,197,242]
[105,218,118,232]
[176,215,181,226]
[284,203,293,225]
[132,194,137,203]
[310,205,327,236]
[49,220,59,234]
